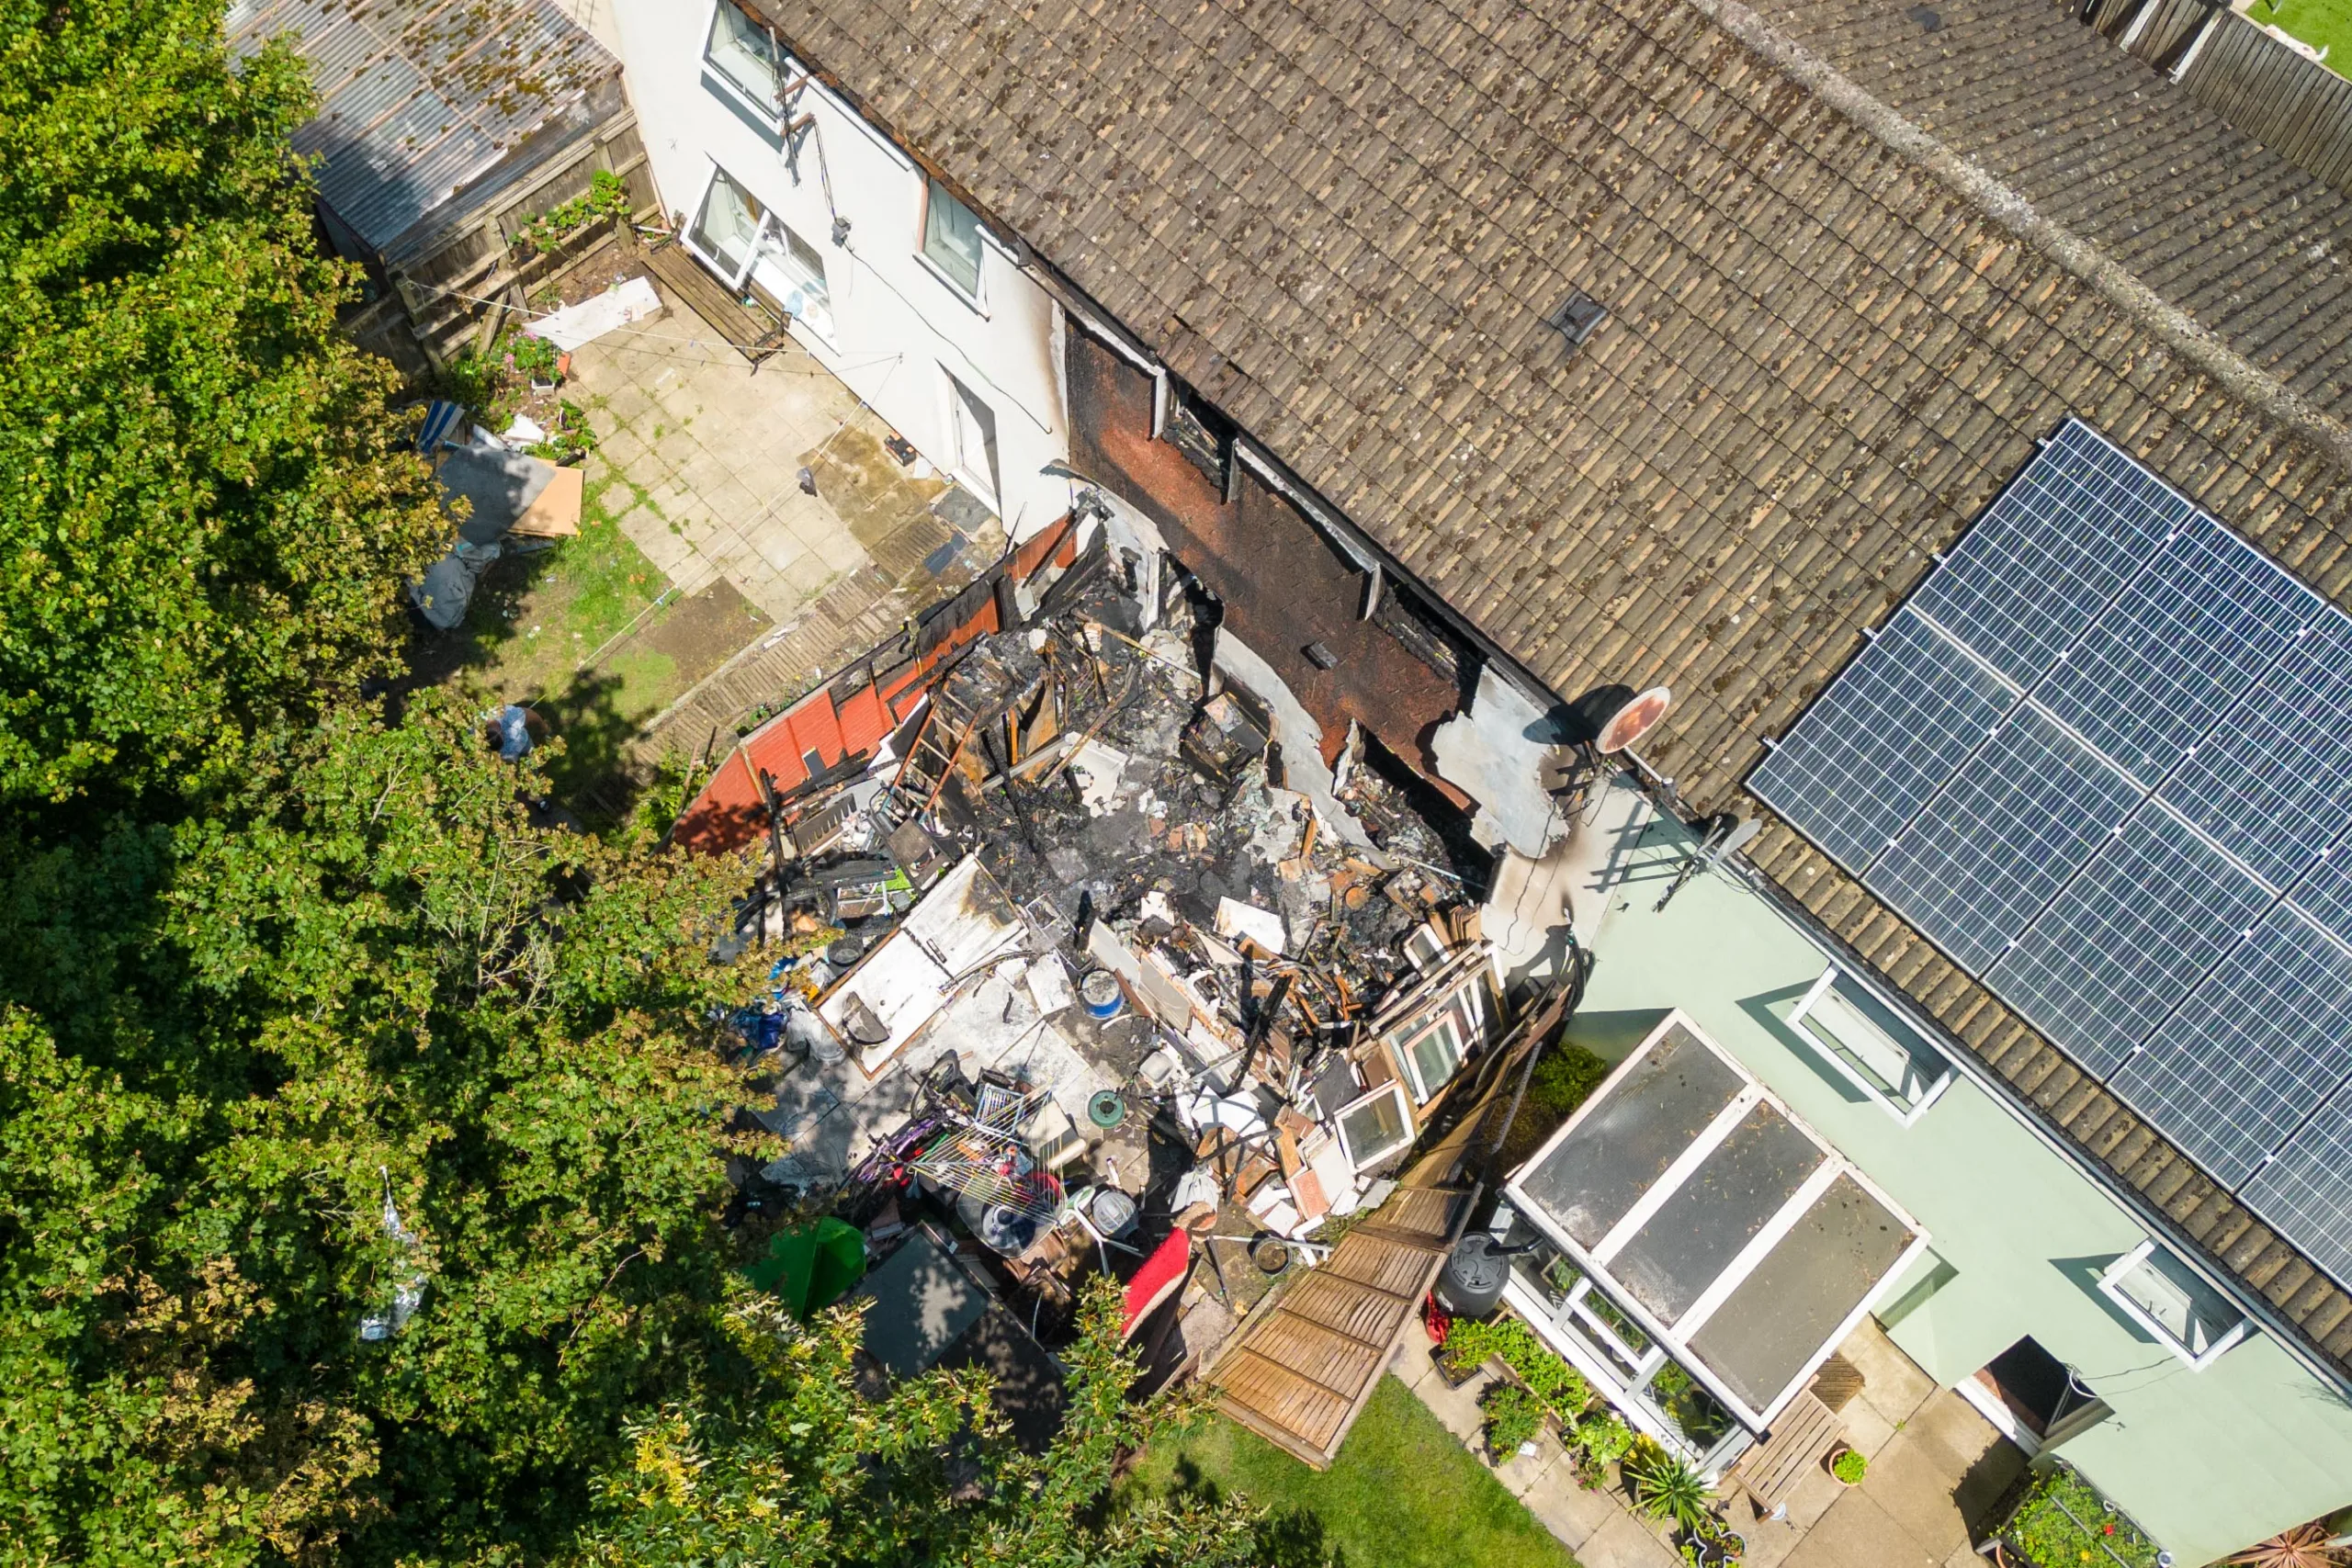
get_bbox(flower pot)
[1431,1343,1481,1388]
[1826,1443,1866,1486]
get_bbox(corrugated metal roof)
[226,0,618,257]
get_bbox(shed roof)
[749,0,2352,1372]
[226,0,618,261]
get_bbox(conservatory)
[1496,1011,1928,1473]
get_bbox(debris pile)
[702,517,1524,1365]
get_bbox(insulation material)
[1429,663,1578,857]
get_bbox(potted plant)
[1432,1316,1502,1387]
[1480,1382,1545,1461]
[1828,1445,1867,1486]
[1567,1409,1636,1489]
[1625,1440,1714,1536]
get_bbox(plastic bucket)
[1080,970,1124,1019]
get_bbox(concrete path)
[1390,1314,2025,1568]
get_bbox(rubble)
[699,516,1542,1369]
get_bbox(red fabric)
[1121,1230,1192,1338]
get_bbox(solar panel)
[2160,618,2352,887]
[1748,611,2015,875]
[2244,1076,2352,1288]
[1747,416,2352,1288]
[2033,518,2313,785]
[2117,907,2352,1188]
[1908,421,2183,687]
[1988,804,2278,1079]
[1863,705,2140,973]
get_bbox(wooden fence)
[346,107,661,377]
[2074,0,2352,197]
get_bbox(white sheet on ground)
[524,276,662,352]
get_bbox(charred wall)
[1065,325,1464,785]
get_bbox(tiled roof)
[747,0,2352,1368]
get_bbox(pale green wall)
[1573,825,2352,1565]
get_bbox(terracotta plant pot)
[1826,1443,1867,1486]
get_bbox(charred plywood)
[1067,329,1464,785]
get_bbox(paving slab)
[1577,1509,1687,1568]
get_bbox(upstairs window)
[705,2,785,118]
[2097,1240,2248,1369]
[921,177,984,299]
[1788,966,1953,1124]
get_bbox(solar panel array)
[1751,419,2352,1289]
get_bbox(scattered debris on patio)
[684,503,1557,1390]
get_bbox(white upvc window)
[1788,966,1953,1125]
[704,0,786,121]
[919,176,985,301]
[684,166,834,342]
[2097,1240,2249,1369]
[1334,1082,1413,1169]
[1390,1010,1466,1105]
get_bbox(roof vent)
[1549,291,1609,350]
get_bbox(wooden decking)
[1208,1180,1470,1469]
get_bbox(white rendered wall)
[609,0,1073,541]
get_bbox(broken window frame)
[1158,381,1237,498]
[1333,1081,1414,1169]
[1388,1009,1467,1105]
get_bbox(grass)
[1118,1376,1579,1568]
[2246,0,2352,74]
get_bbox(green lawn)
[2247,0,2352,76]
[1119,1376,1579,1568]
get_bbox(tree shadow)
[1160,1455,1337,1567]
[531,666,651,827]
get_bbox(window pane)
[1407,1021,1459,1100]
[1797,975,1947,1110]
[922,178,983,295]
[2109,1246,2243,1359]
[689,169,764,282]
[705,2,780,110]
[752,220,831,338]
[1338,1088,1408,1167]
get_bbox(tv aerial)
[1654,812,1761,912]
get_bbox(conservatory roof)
[1509,1011,1927,1427]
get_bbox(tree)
[0,693,764,1565]
[0,0,445,807]
[580,1280,1278,1568]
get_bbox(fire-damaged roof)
[747,0,2352,1369]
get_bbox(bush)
[2002,1464,2160,1568]
[1830,1448,1866,1484]
[1440,1315,1590,1417]
[1570,1410,1635,1469]
[1479,1382,1544,1458]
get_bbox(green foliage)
[2003,1463,2161,1568]
[1624,1440,1713,1534]
[1478,1383,1544,1458]
[0,0,445,806]
[1647,1359,1735,1449]
[579,1280,1272,1568]
[527,400,601,466]
[438,333,566,425]
[1571,1410,1636,1470]
[0,691,766,1565]
[1831,1448,1867,1484]
[1501,1042,1612,1165]
[515,171,635,256]
[1441,1315,1589,1419]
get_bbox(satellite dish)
[1595,686,1672,753]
